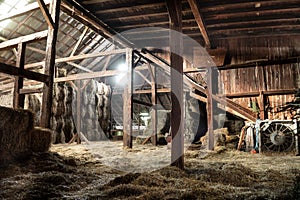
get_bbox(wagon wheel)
[261,123,294,152]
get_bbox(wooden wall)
[216,36,300,120]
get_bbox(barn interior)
[0,0,300,199]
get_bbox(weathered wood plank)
[0,30,48,50]
[19,87,43,94]
[0,0,50,22]
[0,62,49,83]
[24,48,127,69]
[167,0,184,170]
[206,68,214,150]
[151,65,157,146]
[37,0,55,29]
[123,48,133,148]
[187,0,211,48]
[40,0,61,128]
[54,70,122,82]
[13,43,26,109]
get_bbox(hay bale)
[30,127,52,152]
[0,106,34,161]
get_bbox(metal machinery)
[258,119,299,154]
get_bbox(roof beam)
[95,2,166,14]
[0,62,49,83]
[0,30,48,50]
[37,0,55,29]
[25,48,126,68]
[54,70,122,82]
[0,0,50,22]
[187,0,211,48]
[61,0,133,47]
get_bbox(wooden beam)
[151,64,157,146]
[40,0,61,128]
[24,48,126,69]
[187,0,211,48]
[61,0,133,47]
[70,26,89,56]
[0,30,48,50]
[37,0,55,29]
[135,71,151,85]
[95,2,166,14]
[123,49,133,148]
[133,99,152,107]
[0,0,50,22]
[166,0,184,170]
[134,88,171,94]
[0,62,49,83]
[19,87,43,94]
[13,43,26,109]
[206,68,214,150]
[54,70,122,82]
[192,57,300,70]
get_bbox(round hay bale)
[30,127,52,152]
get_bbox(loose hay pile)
[0,142,300,200]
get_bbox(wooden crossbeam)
[0,30,48,50]
[37,0,55,29]
[0,0,50,22]
[187,0,211,48]
[25,48,126,68]
[54,70,122,82]
[0,62,49,83]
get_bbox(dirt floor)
[0,141,300,200]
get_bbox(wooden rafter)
[0,62,49,83]
[94,2,166,14]
[0,30,48,50]
[187,0,211,48]
[54,70,122,82]
[25,48,127,69]
[37,0,55,29]
[0,0,50,22]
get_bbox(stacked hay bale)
[96,82,112,139]
[30,127,52,152]
[25,94,41,126]
[0,106,33,161]
[0,106,52,164]
[79,80,111,140]
[185,95,200,142]
[81,80,99,140]
[51,69,75,143]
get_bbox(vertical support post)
[259,92,267,119]
[207,68,214,150]
[259,66,268,119]
[167,0,184,169]
[40,0,61,128]
[150,64,157,145]
[13,42,26,109]
[123,49,133,148]
[76,81,81,144]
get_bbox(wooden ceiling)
[69,0,300,48]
